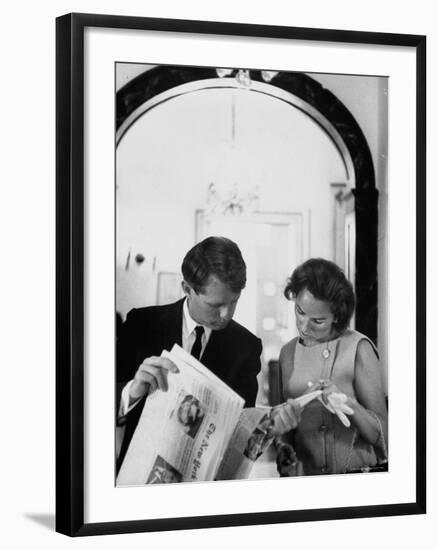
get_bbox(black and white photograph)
[1,0,433,546]
[52,10,426,539]
[243,414,275,462]
[114,62,389,485]
[175,394,206,438]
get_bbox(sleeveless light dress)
[279,329,378,475]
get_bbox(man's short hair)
[182,236,246,293]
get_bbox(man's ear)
[181,280,192,297]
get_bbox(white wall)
[2,1,434,550]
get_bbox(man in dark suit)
[116,236,262,469]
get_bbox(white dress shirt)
[182,299,212,358]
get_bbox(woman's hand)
[317,380,354,427]
[269,399,302,436]
[275,440,303,477]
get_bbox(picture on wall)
[56,13,425,536]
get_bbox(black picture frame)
[56,12,426,537]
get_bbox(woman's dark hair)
[182,236,246,293]
[284,258,356,333]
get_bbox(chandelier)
[201,67,275,217]
[205,182,260,217]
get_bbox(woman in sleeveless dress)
[275,258,388,476]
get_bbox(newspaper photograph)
[215,407,275,481]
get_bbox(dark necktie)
[191,326,204,360]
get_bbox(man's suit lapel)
[159,299,184,352]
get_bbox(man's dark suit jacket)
[116,299,262,468]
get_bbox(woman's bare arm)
[348,339,388,457]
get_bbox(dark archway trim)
[116,65,378,343]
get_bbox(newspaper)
[116,344,320,486]
[116,344,244,486]
[215,407,275,480]
[216,389,324,480]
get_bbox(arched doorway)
[116,65,378,344]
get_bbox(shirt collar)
[183,298,212,341]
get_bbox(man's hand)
[269,399,302,436]
[129,356,179,403]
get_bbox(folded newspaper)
[116,344,320,486]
